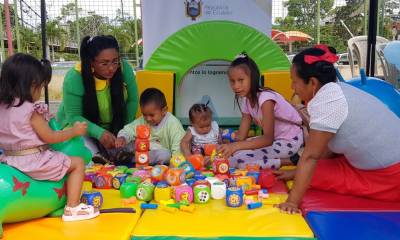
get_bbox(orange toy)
[136,124,150,139]
[165,168,186,186]
[188,154,205,170]
[203,144,217,156]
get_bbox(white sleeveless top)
[188,121,219,145]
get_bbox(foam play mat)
[131,198,314,240]
[300,189,400,214]
[306,211,400,240]
[2,190,141,240]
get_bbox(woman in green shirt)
[57,35,139,164]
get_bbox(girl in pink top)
[218,53,304,169]
[0,54,99,221]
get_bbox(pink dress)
[0,100,71,181]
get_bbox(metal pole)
[14,1,21,52]
[19,0,24,28]
[121,0,125,20]
[366,0,378,77]
[379,0,385,37]
[133,0,139,66]
[75,0,80,56]
[316,0,320,44]
[0,5,5,62]
[4,0,13,56]
[364,1,368,35]
[40,0,49,104]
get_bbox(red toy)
[212,157,229,175]
[258,169,277,189]
[135,125,151,167]
[203,144,217,156]
[94,173,113,189]
[188,154,205,170]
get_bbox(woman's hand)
[100,130,116,149]
[217,143,238,159]
[72,121,88,136]
[272,169,296,181]
[115,137,127,148]
[275,201,301,214]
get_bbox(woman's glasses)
[94,59,120,68]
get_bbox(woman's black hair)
[229,52,273,111]
[0,53,51,108]
[80,35,125,135]
[292,46,337,86]
[189,103,212,123]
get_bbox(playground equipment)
[346,69,400,117]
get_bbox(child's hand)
[272,169,296,181]
[217,143,237,159]
[115,137,127,148]
[72,121,87,136]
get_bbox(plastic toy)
[203,144,217,156]
[120,181,139,199]
[211,181,226,200]
[188,154,205,170]
[154,182,172,202]
[136,182,155,201]
[221,128,236,143]
[80,191,103,208]
[151,165,168,182]
[245,189,259,195]
[126,176,142,184]
[115,165,128,173]
[258,189,269,201]
[141,203,158,209]
[94,173,113,189]
[212,157,229,175]
[193,185,211,204]
[84,172,97,183]
[236,176,253,191]
[160,205,178,213]
[258,169,276,189]
[121,196,137,206]
[178,161,195,179]
[159,199,175,206]
[82,181,93,192]
[192,180,211,189]
[173,185,194,203]
[165,168,186,186]
[226,187,243,207]
[135,125,151,167]
[170,153,186,168]
[246,172,260,184]
[247,202,262,210]
[179,205,195,213]
[246,163,260,172]
[126,168,137,175]
[112,173,128,189]
[132,170,151,182]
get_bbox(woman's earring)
[91,67,95,73]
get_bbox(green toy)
[136,182,155,202]
[0,118,92,238]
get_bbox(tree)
[284,0,334,27]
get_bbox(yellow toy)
[170,154,186,168]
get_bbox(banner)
[142,0,272,65]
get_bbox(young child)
[180,103,220,158]
[218,52,304,169]
[115,88,185,165]
[0,53,99,221]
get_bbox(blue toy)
[247,202,262,210]
[179,161,195,179]
[140,203,158,209]
[226,187,243,208]
[346,69,400,117]
[221,128,236,143]
[80,191,103,208]
[112,173,128,189]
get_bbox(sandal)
[62,203,100,222]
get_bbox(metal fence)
[1,0,399,63]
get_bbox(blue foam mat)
[306,211,400,240]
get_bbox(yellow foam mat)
[3,190,141,240]
[132,197,313,238]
